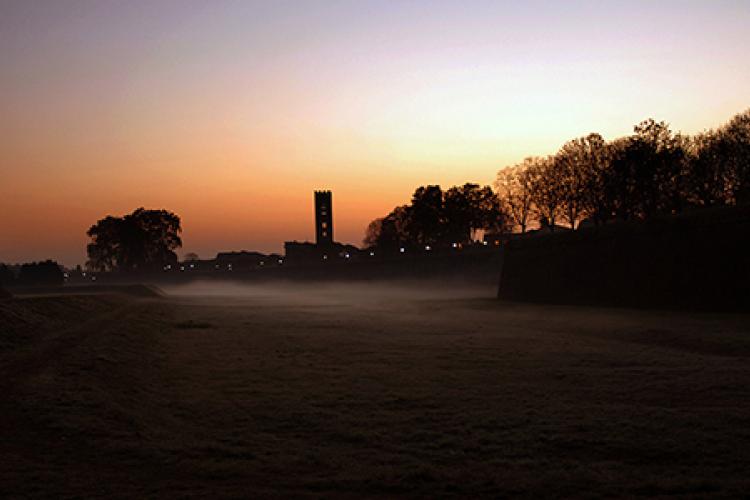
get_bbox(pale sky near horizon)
[1,0,749,266]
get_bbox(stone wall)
[497,206,750,310]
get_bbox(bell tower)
[314,190,333,246]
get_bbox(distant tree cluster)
[0,261,63,286]
[496,110,750,232]
[86,208,182,272]
[183,252,200,262]
[364,183,509,250]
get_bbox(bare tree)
[556,133,609,228]
[495,159,538,233]
[716,109,750,204]
[529,156,563,230]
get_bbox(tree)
[364,205,411,251]
[716,109,750,204]
[529,156,563,230]
[683,130,732,208]
[183,252,200,262]
[443,183,508,242]
[363,218,384,248]
[406,185,445,246]
[556,133,610,228]
[87,208,182,272]
[495,160,537,233]
[365,183,508,251]
[608,120,687,220]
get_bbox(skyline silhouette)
[2,1,750,265]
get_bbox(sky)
[1,0,749,266]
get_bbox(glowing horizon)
[1,0,749,266]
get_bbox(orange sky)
[1,1,749,266]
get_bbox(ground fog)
[2,280,750,497]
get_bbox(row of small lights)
[163,241,494,269]
[319,241,489,260]
[66,240,497,280]
[164,259,285,272]
[64,271,97,281]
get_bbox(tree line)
[0,261,64,286]
[365,109,750,248]
[364,183,508,251]
[496,111,750,233]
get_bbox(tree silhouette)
[364,205,411,250]
[684,131,731,208]
[87,208,182,272]
[364,183,506,251]
[606,120,687,220]
[528,156,563,230]
[495,161,537,233]
[366,109,749,248]
[555,133,609,227]
[407,185,445,246]
[17,261,63,286]
[718,110,750,204]
[444,183,507,242]
[491,113,750,231]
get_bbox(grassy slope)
[1,286,750,498]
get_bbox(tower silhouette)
[315,190,333,246]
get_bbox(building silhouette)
[315,190,333,245]
[284,190,360,264]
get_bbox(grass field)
[2,281,750,498]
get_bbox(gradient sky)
[1,0,749,266]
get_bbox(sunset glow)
[2,0,749,265]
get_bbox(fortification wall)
[497,206,750,310]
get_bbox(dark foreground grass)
[1,283,750,498]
